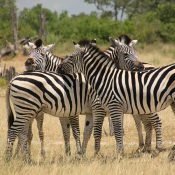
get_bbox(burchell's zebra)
[104,36,163,154]
[6,71,107,162]
[74,38,163,154]
[13,40,61,158]
[57,39,175,160]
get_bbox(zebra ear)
[129,40,138,47]
[91,39,96,46]
[109,37,122,46]
[73,41,81,49]
[35,39,43,48]
[23,42,36,50]
[43,43,55,51]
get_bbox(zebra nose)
[25,58,34,66]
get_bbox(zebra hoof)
[41,150,46,159]
[94,152,104,159]
[151,149,160,158]
[24,158,36,165]
[135,146,145,154]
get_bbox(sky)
[16,0,98,15]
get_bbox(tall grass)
[0,43,175,174]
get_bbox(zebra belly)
[42,103,91,117]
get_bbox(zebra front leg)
[148,113,165,157]
[168,103,175,161]
[141,116,152,153]
[36,112,45,158]
[69,116,82,155]
[59,117,71,156]
[133,114,144,153]
[82,114,93,155]
[108,102,124,160]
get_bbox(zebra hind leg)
[36,112,45,158]
[69,116,82,156]
[6,116,33,163]
[13,119,33,158]
[81,114,93,155]
[59,117,71,156]
[93,111,105,157]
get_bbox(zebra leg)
[14,119,33,158]
[82,114,93,155]
[36,112,45,158]
[6,116,33,162]
[148,113,164,157]
[59,117,71,156]
[141,116,152,153]
[108,116,114,136]
[91,102,106,156]
[108,102,124,159]
[132,114,144,152]
[69,116,82,155]
[93,112,105,156]
[168,103,175,161]
[19,121,32,163]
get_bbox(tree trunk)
[11,4,18,52]
[39,12,46,40]
[113,2,118,20]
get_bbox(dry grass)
[0,43,175,175]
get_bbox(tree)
[84,0,130,20]
[127,0,175,18]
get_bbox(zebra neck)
[82,46,116,98]
[45,52,61,72]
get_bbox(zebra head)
[108,37,143,71]
[58,40,95,74]
[25,39,55,71]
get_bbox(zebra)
[104,36,164,154]
[74,38,163,154]
[13,40,61,158]
[57,39,175,160]
[6,71,107,162]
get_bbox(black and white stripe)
[104,35,163,153]
[6,71,106,161]
[58,40,175,158]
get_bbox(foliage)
[0,1,175,47]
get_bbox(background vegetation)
[1,0,175,49]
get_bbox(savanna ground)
[1,43,175,175]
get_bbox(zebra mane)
[78,39,92,47]
[118,34,132,46]
[77,39,106,57]
[45,51,65,61]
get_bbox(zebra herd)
[5,35,175,163]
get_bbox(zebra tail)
[6,84,14,129]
